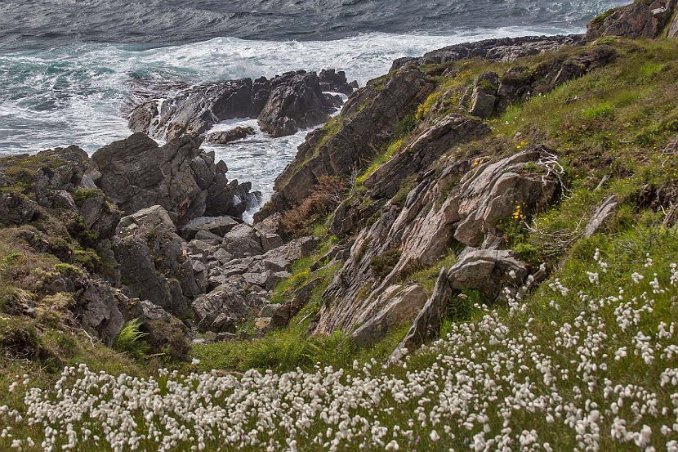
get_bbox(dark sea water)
[0,0,626,205]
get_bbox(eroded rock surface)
[587,0,677,39]
[92,133,256,224]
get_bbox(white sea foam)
[0,27,582,198]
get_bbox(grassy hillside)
[0,36,676,450]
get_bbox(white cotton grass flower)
[0,251,675,451]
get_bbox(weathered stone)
[390,270,453,361]
[206,126,256,145]
[468,72,499,118]
[92,133,255,223]
[258,71,336,137]
[181,216,239,240]
[0,193,38,226]
[192,281,267,332]
[587,0,677,39]
[223,224,263,257]
[113,206,200,316]
[351,284,428,347]
[448,249,529,300]
[584,195,619,238]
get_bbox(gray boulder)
[258,71,336,137]
[206,126,256,145]
[113,206,201,316]
[92,133,255,223]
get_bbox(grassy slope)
[0,36,676,449]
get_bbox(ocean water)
[0,0,627,203]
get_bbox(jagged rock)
[223,224,264,257]
[448,249,528,300]
[206,126,256,145]
[92,133,254,223]
[0,193,38,226]
[366,113,490,199]
[390,270,453,361]
[254,317,272,331]
[469,72,500,118]
[318,69,356,95]
[351,284,428,347]
[584,195,619,237]
[73,280,127,346]
[113,206,201,316]
[121,298,190,360]
[192,281,267,332]
[587,0,677,39]
[452,147,561,247]
[391,35,584,70]
[128,101,158,134]
[258,71,336,137]
[262,66,435,215]
[129,69,350,141]
[181,216,239,240]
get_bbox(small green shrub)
[113,319,149,360]
[54,263,84,278]
[582,103,615,120]
[370,249,402,278]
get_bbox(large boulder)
[92,133,255,224]
[447,249,529,300]
[0,193,38,226]
[390,270,453,361]
[257,71,336,137]
[587,0,677,39]
[351,284,428,347]
[192,281,267,332]
[113,206,202,316]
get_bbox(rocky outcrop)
[390,270,452,361]
[257,71,336,137]
[206,126,256,145]
[128,69,355,141]
[0,193,38,226]
[351,284,428,347]
[462,45,617,119]
[113,205,204,316]
[391,35,584,71]
[191,234,318,333]
[92,133,256,224]
[261,66,436,216]
[314,147,561,335]
[587,0,677,39]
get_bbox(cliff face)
[0,2,676,372]
[257,12,677,354]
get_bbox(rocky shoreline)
[1,0,676,364]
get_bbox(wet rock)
[318,69,356,95]
[258,71,336,137]
[206,126,256,145]
[128,101,158,134]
